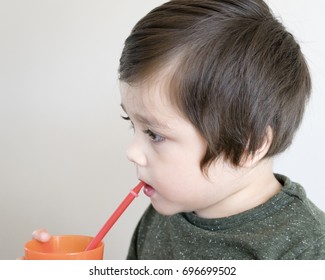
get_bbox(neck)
[196,159,281,219]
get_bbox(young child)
[117,0,325,259]
[32,0,325,259]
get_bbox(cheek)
[152,150,197,171]
[152,155,203,187]
[157,144,205,177]
[146,124,208,179]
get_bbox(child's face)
[120,78,259,218]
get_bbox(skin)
[120,73,281,219]
[31,229,51,242]
[28,70,282,250]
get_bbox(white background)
[1,260,325,279]
[0,0,324,260]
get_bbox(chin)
[151,203,182,216]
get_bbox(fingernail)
[39,232,50,242]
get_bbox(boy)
[118,0,325,259]
[32,0,325,259]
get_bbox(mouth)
[142,182,156,197]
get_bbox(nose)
[126,136,147,167]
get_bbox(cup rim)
[24,234,104,256]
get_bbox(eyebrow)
[120,103,170,130]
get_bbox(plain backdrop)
[0,0,324,260]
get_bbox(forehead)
[120,79,168,107]
[119,71,182,119]
[120,57,183,109]
[121,82,193,137]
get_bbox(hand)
[18,229,51,259]
[31,229,51,242]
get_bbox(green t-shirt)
[127,174,325,259]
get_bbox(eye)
[144,129,165,143]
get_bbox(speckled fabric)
[127,174,325,259]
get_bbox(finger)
[32,229,51,242]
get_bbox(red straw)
[85,181,144,251]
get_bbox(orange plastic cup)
[24,235,104,260]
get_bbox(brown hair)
[119,0,311,170]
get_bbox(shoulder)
[276,174,325,259]
[277,174,325,228]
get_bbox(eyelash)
[143,129,165,143]
[121,115,165,143]
[121,115,134,129]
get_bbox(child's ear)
[240,126,273,168]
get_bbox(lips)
[143,183,155,197]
